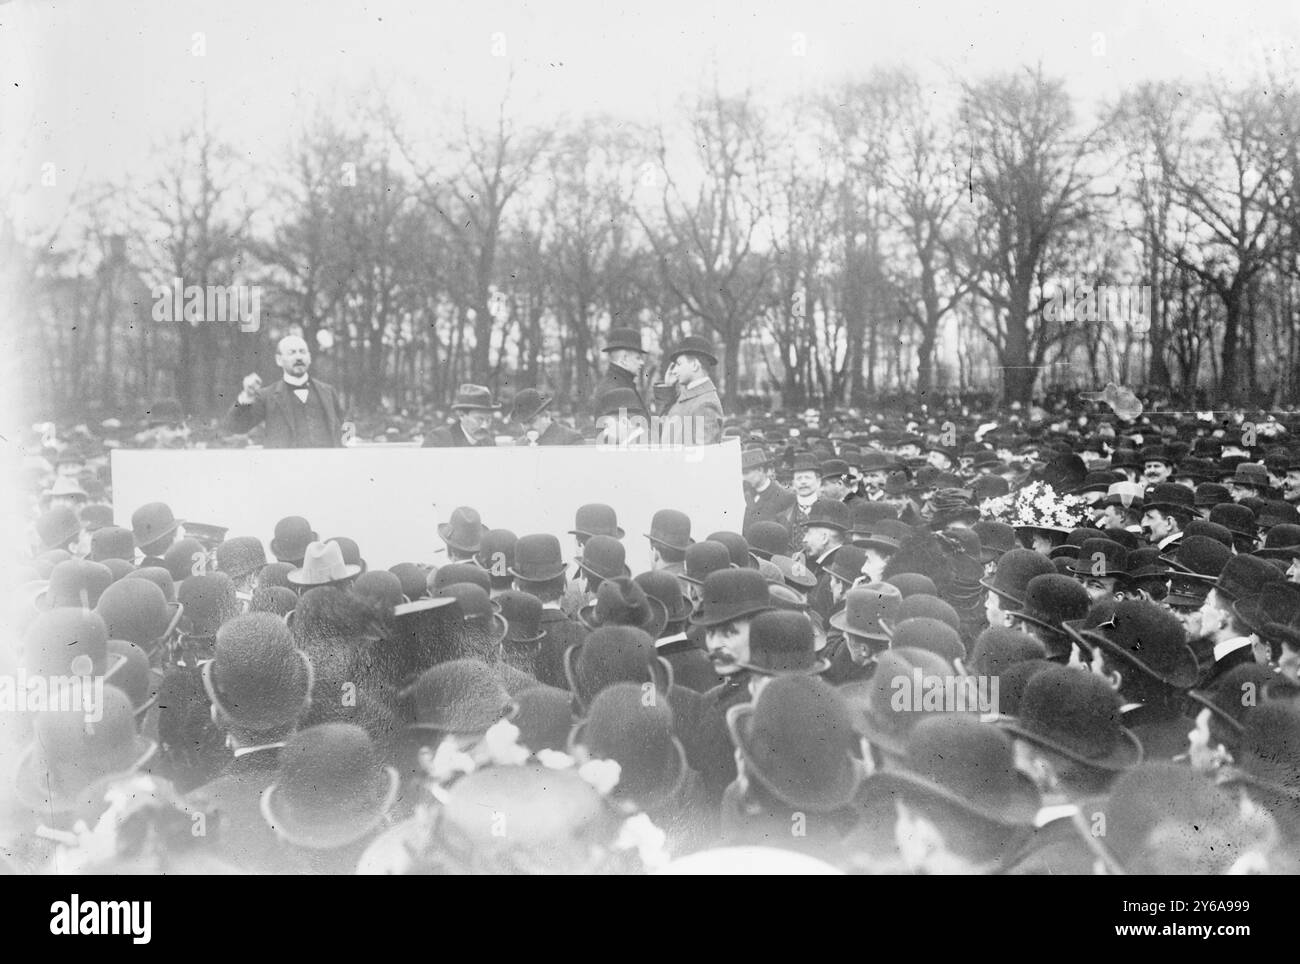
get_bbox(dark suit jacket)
[422,424,497,448]
[534,421,586,446]
[226,378,347,448]
[591,363,651,418]
[187,748,283,872]
[743,482,796,532]
[534,608,589,688]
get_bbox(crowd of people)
[7,325,1300,874]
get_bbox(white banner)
[111,441,746,573]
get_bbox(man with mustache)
[227,335,348,448]
[422,384,501,448]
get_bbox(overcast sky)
[3,0,1299,233]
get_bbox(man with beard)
[227,335,349,448]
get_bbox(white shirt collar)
[283,372,309,387]
[1213,635,1254,663]
[656,632,689,647]
[232,741,286,759]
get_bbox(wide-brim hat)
[287,541,363,587]
[438,512,488,555]
[449,384,503,412]
[726,702,861,812]
[260,767,401,850]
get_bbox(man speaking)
[226,334,349,448]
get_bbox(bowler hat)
[438,506,488,555]
[689,569,775,627]
[15,687,156,814]
[1194,483,1231,507]
[1067,538,1132,580]
[1258,523,1300,560]
[971,521,1016,562]
[869,715,1040,827]
[161,537,208,582]
[888,616,964,664]
[997,664,1143,772]
[260,723,400,849]
[570,683,688,807]
[35,506,81,552]
[202,613,312,731]
[736,610,829,675]
[95,578,182,653]
[1258,500,1300,530]
[431,562,491,596]
[575,535,630,582]
[216,537,267,581]
[177,572,240,636]
[23,607,111,677]
[474,529,518,581]
[579,576,668,638]
[967,627,1047,677]
[980,549,1055,610]
[270,516,318,565]
[389,562,432,601]
[569,504,624,540]
[634,570,690,625]
[563,626,672,709]
[405,659,517,734]
[1215,553,1283,604]
[78,504,114,534]
[1077,599,1199,690]
[790,453,822,476]
[804,501,851,533]
[131,502,182,550]
[497,590,547,644]
[90,526,135,563]
[726,675,862,812]
[665,335,718,367]
[840,649,957,763]
[745,521,790,560]
[646,508,693,552]
[122,566,176,603]
[449,383,502,412]
[1143,483,1195,517]
[707,531,758,570]
[826,545,869,586]
[510,534,567,582]
[680,540,736,586]
[37,559,113,610]
[352,570,406,609]
[435,583,509,643]
[509,389,552,424]
[741,448,772,472]
[602,327,646,354]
